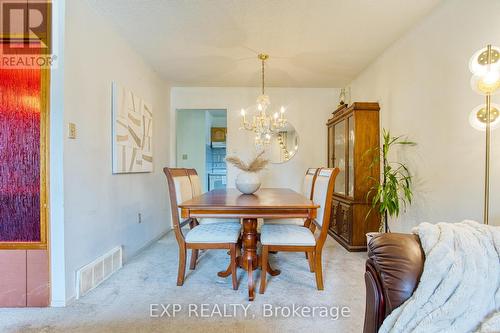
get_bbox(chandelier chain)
[261,57,265,95]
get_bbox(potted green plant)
[366,129,416,243]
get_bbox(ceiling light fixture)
[240,53,287,147]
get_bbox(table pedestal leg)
[216,218,279,300]
[241,218,258,301]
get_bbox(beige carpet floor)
[0,231,367,333]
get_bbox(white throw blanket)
[379,220,500,333]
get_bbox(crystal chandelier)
[240,53,287,146]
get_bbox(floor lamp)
[469,44,500,225]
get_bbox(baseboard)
[51,295,75,308]
[50,300,66,307]
[123,229,170,263]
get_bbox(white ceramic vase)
[235,172,261,194]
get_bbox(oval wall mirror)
[265,123,299,164]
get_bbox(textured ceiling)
[88,0,441,87]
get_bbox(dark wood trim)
[327,102,380,125]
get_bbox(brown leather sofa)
[363,233,425,333]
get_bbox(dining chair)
[186,168,240,225]
[259,167,340,293]
[264,168,320,226]
[164,167,241,289]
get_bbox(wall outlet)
[182,154,188,160]
[138,213,142,224]
[68,122,77,139]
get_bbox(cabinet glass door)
[333,120,346,195]
[328,125,334,167]
[348,116,355,197]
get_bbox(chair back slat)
[186,169,202,197]
[174,175,193,221]
[163,168,193,243]
[303,168,320,200]
[312,168,340,235]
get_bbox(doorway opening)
[176,109,228,192]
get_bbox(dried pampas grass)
[226,151,269,173]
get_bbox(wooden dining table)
[179,188,319,301]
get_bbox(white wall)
[210,115,227,128]
[62,0,171,301]
[349,0,500,230]
[176,110,207,190]
[170,88,339,192]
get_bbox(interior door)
[0,66,47,246]
[0,49,50,307]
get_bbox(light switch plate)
[68,122,77,139]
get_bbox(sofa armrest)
[363,233,424,333]
[364,259,386,333]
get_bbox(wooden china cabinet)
[327,102,381,251]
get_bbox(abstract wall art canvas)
[112,82,153,173]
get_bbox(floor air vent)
[76,246,122,299]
